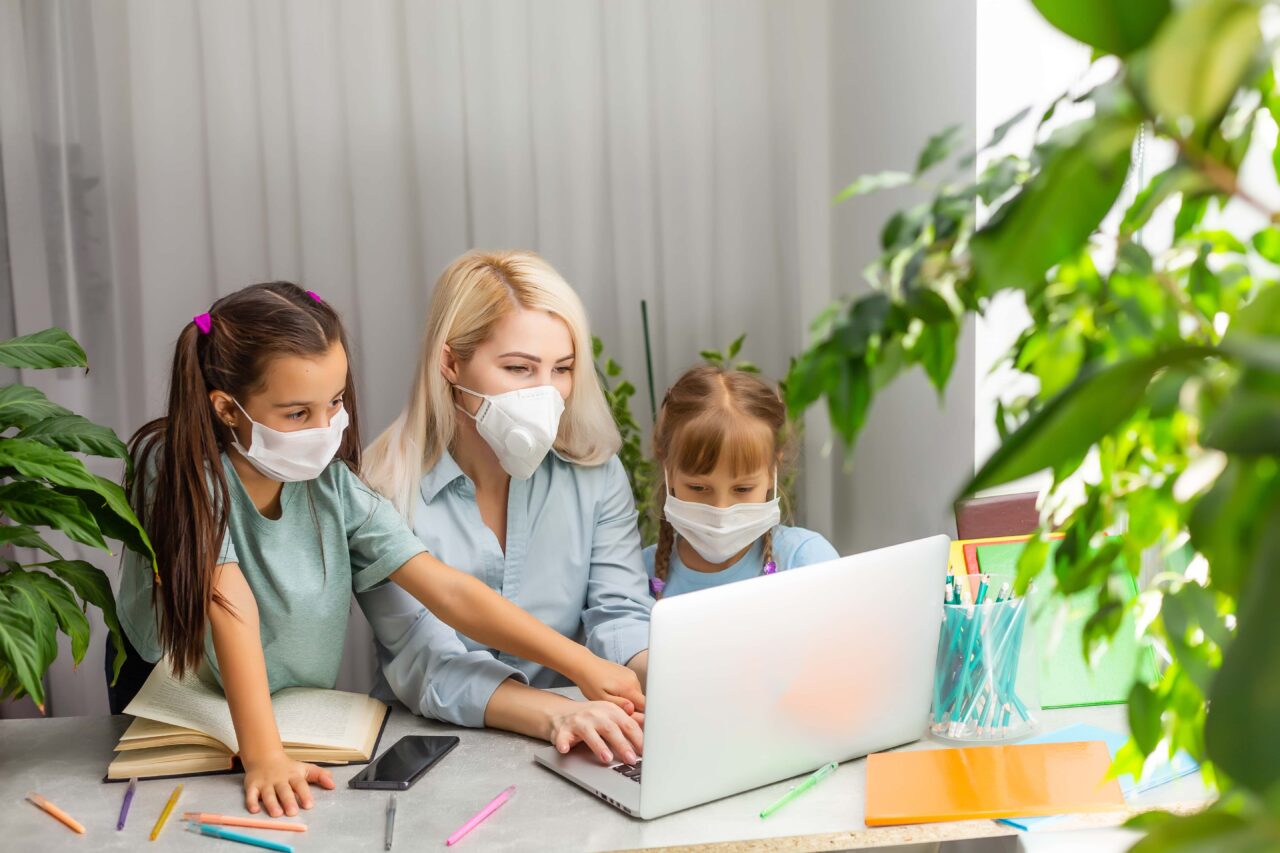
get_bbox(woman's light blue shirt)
[642,524,839,598]
[356,449,652,727]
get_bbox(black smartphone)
[347,735,460,791]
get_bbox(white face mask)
[229,399,348,482]
[455,384,565,480]
[664,470,781,565]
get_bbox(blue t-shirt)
[641,524,838,597]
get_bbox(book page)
[122,663,240,751]
[273,688,379,749]
[123,661,385,755]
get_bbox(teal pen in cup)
[759,762,838,818]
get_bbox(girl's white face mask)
[455,384,565,480]
[230,399,348,482]
[663,469,781,565]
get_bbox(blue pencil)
[187,823,295,853]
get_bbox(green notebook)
[976,541,1159,709]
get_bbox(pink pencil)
[445,785,515,846]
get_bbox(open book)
[107,662,390,781]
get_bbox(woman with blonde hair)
[359,250,652,766]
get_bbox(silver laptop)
[534,533,950,819]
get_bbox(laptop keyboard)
[611,759,642,783]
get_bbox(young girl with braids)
[643,366,838,598]
[110,283,642,818]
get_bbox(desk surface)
[2,700,1209,852]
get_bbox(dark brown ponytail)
[128,283,361,676]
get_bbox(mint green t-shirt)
[116,453,427,693]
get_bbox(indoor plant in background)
[0,327,154,713]
[786,0,1280,847]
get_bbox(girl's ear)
[439,344,460,385]
[208,390,238,430]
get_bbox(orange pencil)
[26,792,86,834]
[182,813,307,832]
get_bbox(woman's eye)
[554,365,573,375]
[505,365,530,375]
[735,487,755,493]
[331,398,344,408]
[286,410,307,421]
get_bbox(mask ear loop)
[452,384,485,421]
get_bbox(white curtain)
[0,0,977,716]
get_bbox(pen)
[151,783,183,841]
[385,793,396,850]
[446,785,514,846]
[26,792,86,834]
[186,823,294,853]
[182,813,307,832]
[117,777,138,830]
[759,761,838,818]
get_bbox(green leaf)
[1128,805,1277,852]
[834,171,913,205]
[1251,228,1280,264]
[16,415,131,472]
[0,481,107,551]
[1230,283,1280,336]
[1203,390,1280,454]
[1121,165,1210,236]
[0,328,87,370]
[828,360,872,446]
[915,125,962,175]
[1128,681,1164,755]
[0,523,62,559]
[983,106,1032,152]
[1205,503,1280,795]
[0,594,48,707]
[0,439,151,560]
[961,347,1213,496]
[912,318,959,395]
[727,333,746,360]
[1145,0,1261,129]
[1031,0,1170,57]
[38,559,125,680]
[0,569,90,666]
[1174,195,1210,241]
[699,349,724,364]
[0,385,72,430]
[971,115,1137,294]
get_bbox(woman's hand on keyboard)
[547,700,645,766]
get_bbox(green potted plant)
[0,328,154,713]
[786,0,1280,846]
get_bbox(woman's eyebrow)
[496,352,575,363]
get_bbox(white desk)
[1,700,1210,852]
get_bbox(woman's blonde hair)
[364,250,620,519]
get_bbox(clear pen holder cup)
[930,574,1040,742]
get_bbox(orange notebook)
[864,741,1126,826]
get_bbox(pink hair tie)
[193,313,212,334]
[306,290,323,303]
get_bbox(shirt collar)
[419,447,469,505]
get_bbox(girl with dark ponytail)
[112,283,644,818]
[643,365,838,599]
